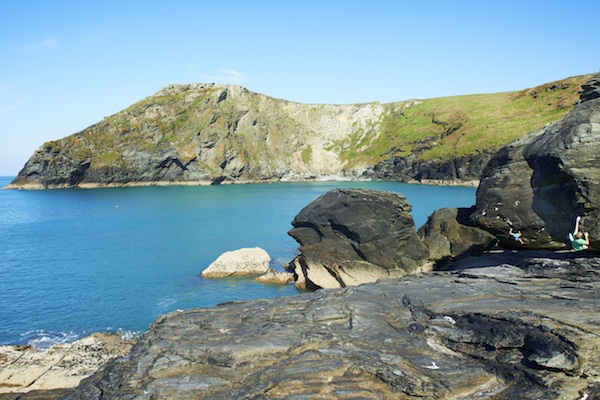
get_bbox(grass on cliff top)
[337,74,592,166]
[53,74,592,170]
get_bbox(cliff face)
[6,75,590,189]
[471,73,600,249]
[362,150,494,184]
[7,84,386,189]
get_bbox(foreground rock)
[0,333,133,399]
[287,188,430,289]
[472,73,600,249]
[65,252,600,399]
[201,247,271,278]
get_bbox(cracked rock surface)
[65,251,600,399]
[0,333,133,400]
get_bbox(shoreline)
[0,332,134,397]
[1,248,597,397]
[3,177,480,190]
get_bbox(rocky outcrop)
[5,84,387,189]
[0,333,133,399]
[363,150,493,184]
[201,247,271,278]
[64,252,600,399]
[286,188,431,289]
[471,73,600,250]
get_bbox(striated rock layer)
[64,252,600,399]
[287,188,430,289]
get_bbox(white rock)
[202,247,271,278]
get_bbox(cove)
[0,177,475,347]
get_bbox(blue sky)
[1,1,599,176]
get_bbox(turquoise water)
[0,176,475,348]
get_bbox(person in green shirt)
[569,216,590,251]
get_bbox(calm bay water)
[0,176,475,348]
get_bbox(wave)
[18,328,145,350]
[20,329,79,350]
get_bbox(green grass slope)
[16,74,594,188]
[334,74,592,168]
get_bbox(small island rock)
[201,247,271,278]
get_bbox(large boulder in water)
[287,188,430,289]
[472,74,600,249]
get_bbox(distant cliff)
[6,74,592,189]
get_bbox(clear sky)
[1,1,599,176]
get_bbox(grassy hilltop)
[335,74,591,168]
[9,74,594,189]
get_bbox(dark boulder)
[418,207,498,265]
[471,131,552,248]
[287,188,430,289]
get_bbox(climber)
[509,227,524,245]
[569,216,590,251]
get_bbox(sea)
[0,176,476,349]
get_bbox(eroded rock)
[253,271,294,285]
[287,188,430,289]
[0,333,133,398]
[418,207,498,265]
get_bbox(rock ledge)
[64,252,600,399]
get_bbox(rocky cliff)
[6,75,590,189]
[285,75,600,289]
[7,85,385,189]
[471,73,600,249]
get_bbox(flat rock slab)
[66,253,600,399]
[253,271,294,285]
[0,333,133,398]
